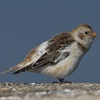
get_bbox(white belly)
[41,42,84,79]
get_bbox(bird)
[0,24,97,83]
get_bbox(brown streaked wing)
[13,32,75,74]
[47,32,75,53]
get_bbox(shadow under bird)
[0,24,97,82]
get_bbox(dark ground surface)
[0,83,100,100]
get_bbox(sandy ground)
[0,83,100,100]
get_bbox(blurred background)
[0,0,100,83]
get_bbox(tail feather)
[0,66,18,74]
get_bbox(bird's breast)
[41,42,84,78]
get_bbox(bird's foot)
[52,78,72,83]
[58,78,72,83]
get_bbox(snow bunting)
[0,24,97,82]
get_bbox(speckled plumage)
[0,24,97,82]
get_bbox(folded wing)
[13,33,75,74]
[0,32,75,75]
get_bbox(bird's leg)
[52,78,65,83]
[58,78,65,82]
[58,78,72,83]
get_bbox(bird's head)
[71,24,97,48]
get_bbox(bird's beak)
[92,32,97,37]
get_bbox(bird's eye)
[84,32,88,34]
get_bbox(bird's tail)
[0,66,18,74]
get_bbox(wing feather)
[0,41,48,74]
[13,32,75,74]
